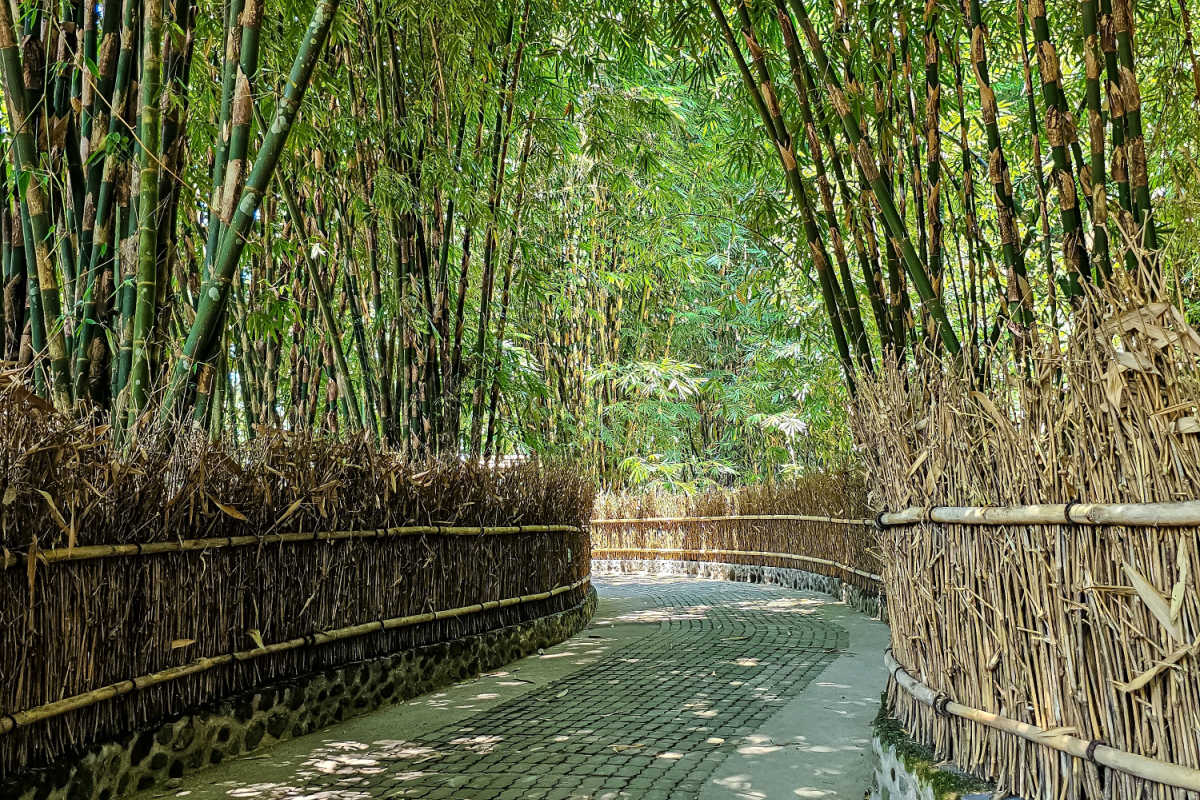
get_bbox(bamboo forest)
[3,0,1200,798]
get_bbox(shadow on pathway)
[136,576,889,800]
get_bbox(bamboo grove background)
[0,0,877,486]
[6,0,1195,487]
[0,382,592,773]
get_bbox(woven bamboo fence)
[0,384,593,774]
[591,476,882,591]
[855,293,1200,799]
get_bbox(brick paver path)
[169,577,853,799]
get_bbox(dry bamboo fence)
[0,385,593,774]
[591,475,881,591]
[854,293,1200,800]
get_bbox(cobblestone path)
[151,577,873,800]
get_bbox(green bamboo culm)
[965,0,1033,332]
[276,174,364,430]
[129,0,167,416]
[786,0,961,356]
[0,0,73,408]
[159,0,343,424]
[773,1,874,374]
[1028,0,1091,292]
[1111,0,1159,267]
[192,0,264,420]
[203,0,247,286]
[72,0,140,401]
[1081,0,1112,280]
[706,0,858,389]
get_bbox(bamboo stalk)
[1,524,583,570]
[885,650,1200,792]
[0,575,591,736]
[591,547,882,583]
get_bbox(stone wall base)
[870,714,1008,800]
[591,557,886,620]
[4,587,597,800]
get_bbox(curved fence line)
[0,575,591,736]
[591,546,882,582]
[885,649,1200,792]
[592,498,1200,529]
[1,524,584,570]
[588,513,880,593]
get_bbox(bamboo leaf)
[1170,543,1190,623]
[36,490,71,536]
[1114,638,1199,693]
[1171,417,1200,435]
[1122,561,1185,642]
[208,495,249,522]
[275,499,305,528]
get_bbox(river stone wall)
[4,588,597,800]
[591,557,886,620]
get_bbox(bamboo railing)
[1,523,583,570]
[588,512,880,592]
[0,575,591,736]
[593,499,1200,530]
[592,498,1200,796]
[886,649,1200,792]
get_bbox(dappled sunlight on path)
[139,577,887,800]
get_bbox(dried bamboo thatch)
[854,283,1200,799]
[591,476,880,591]
[0,381,593,774]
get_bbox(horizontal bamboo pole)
[1,524,583,571]
[884,650,1200,792]
[592,499,1200,529]
[0,574,592,736]
[591,546,882,582]
[878,500,1200,528]
[590,514,870,525]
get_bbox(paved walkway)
[138,575,889,800]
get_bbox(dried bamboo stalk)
[0,575,592,736]
[591,546,882,582]
[1,524,583,570]
[885,650,1200,792]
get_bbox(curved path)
[138,575,889,800]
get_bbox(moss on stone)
[872,696,990,800]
